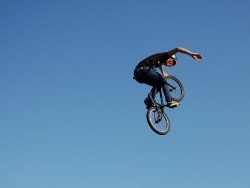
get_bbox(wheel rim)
[148,108,170,134]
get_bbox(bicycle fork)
[153,88,164,123]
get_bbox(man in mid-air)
[133,47,203,108]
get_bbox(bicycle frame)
[146,75,184,135]
[151,86,165,110]
[151,82,175,109]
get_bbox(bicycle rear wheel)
[146,107,171,135]
[165,75,185,102]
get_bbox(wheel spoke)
[147,107,170,135]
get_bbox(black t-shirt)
[135,52,171,70]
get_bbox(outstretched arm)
[167,47,203,60]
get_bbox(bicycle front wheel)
[146,107,171,135]
[165,75,185,102]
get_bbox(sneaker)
[167,100,180,108]
[144,97,153,109]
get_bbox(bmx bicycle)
[146,75,185,135]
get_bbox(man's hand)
[162,72,169,78]
[191,53,203,60]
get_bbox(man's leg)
[162,79,179,108]
[136,68,163,107]
[162,80,171,103]
[135,67,178,108]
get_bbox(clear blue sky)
[1,0,250,187]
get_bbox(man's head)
[165,55,177,67]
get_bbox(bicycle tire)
[165,75,185,102]
[146,107,171,135]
